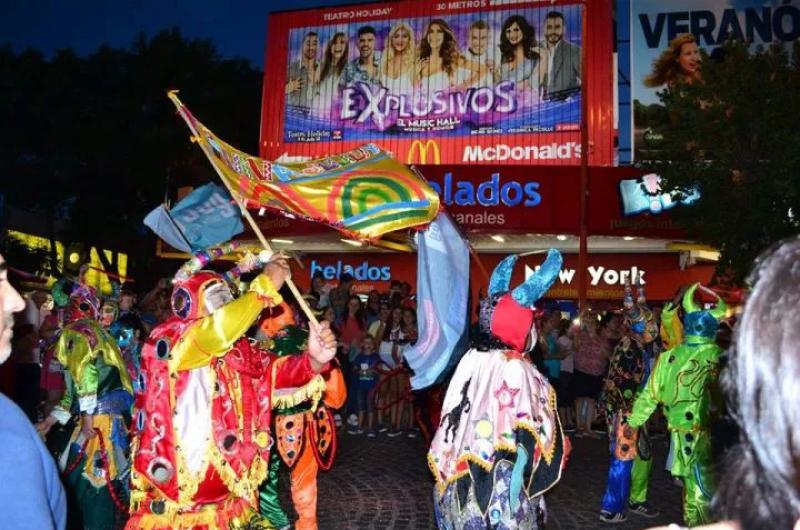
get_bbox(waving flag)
[404,213,470,389]
[168,92,440,240]
[144,183,243,252]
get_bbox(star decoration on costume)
[494,381,521,413]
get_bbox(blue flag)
[144,183,243,252]
[405,213,470,390]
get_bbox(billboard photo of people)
[628,0,800,161]
[281,5,582,144]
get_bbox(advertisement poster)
[261,0,615,166]
[623,0,800,161]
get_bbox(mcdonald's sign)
[407,140,441,165]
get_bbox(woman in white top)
[313,31,349,118]
[380,22,417,96]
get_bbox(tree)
[644,40,800,282]
[0,29,262,285]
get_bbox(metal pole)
[577,2,590,312]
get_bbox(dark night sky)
[1,0,379,69]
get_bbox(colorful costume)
[127,246,329,530]
[599,279,658,521]
[429,250,569,530]
[257,310,346,530]
[47,276,134,530]
[628,283,725,526]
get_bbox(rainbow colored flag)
[168,92,440,240]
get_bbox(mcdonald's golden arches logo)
[406,139,441,164]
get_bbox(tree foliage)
[644,40,800,282]
[0,29,262,282]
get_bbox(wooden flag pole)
[168,91,319,326]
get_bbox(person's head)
[99,298,120,328]
[644,33,701,88]
[582,312,599,334]
[109,312,146,352]
[0,254,26,363]
[545,309,561,330]
[30,289,50,309]
[402,307,416,328]
[389,280,401,293]
[321,32,349,81]
[544,11,566,46]
[390,306,403,325]
[357,26,377,61]
[715,237,800,529]
[378,302,392,322]
[468,20,491,56]
[302,32,319,61]
[400,281,411,297]
[368,289,380,305]
[322,306,335,324]
[339,272,354,291]
[360,334,376,355]
[500,15,536,62]
[311,272,325,293]
[557,318,571,337]
[347,295,363,315]
[119,290,137,312]
[419,19,459,74]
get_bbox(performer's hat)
[53,266,101,324]
[480,249,563,352]
[622,274,656,342]
[681,283,727,339]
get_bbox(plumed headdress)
[171,242,276,321]
[681,283,727,339]
[53,267,102,324]
[622,274,657,342]
[479,249,563,352]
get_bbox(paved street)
[283,428,684,529]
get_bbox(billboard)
[261,0,615,166]
[619,0,800,162]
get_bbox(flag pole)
[168,91,319,326]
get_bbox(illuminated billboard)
[261,0,615,166]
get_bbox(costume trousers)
[290,428,320,530]
[682,462,712,526]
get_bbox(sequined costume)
[45,275,134,530]
[257,312,346,530]
[429,250,569,530]
[599,280,658,521]
[628,283,725,526]
[126,246,330,530]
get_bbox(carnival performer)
[628,283,725,526]
[429,249,569,530]
[599,279,660,523]
[37,274,135,530]
[109,312,146,394]
[126,244,338,530]
[257,302,346,530]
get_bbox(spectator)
[338,295,366,356]
[365,289,382,326]
[351,335,380,437]
[572,312,608,438]
[38,315,64,417]
[387,306,405,343]
[0,253,67,530]
[329,272,354,321]
[368,302,392,343]
[310,271,331,309]
[556,318,576,431]
[401,307,418,344]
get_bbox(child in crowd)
[351,335,380,437]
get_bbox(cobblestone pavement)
[294,427,685,530]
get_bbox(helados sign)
[426,172,542,208]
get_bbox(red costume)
[127,267,328,530]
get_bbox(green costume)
[50,319,134,530]
[629,283,725,526]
